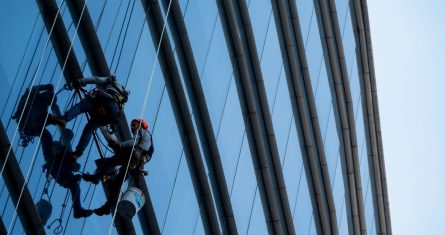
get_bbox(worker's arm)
[118,135,139,148]
[119,129,151,150]
[78,75,116,86]
[101,127,118,143]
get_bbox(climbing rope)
[107,0,174,234]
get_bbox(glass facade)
[0,0,389,234]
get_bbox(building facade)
[0,0,390,234]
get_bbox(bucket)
[117,187,145,219]
[36,199,52,225]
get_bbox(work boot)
[47,115,67,127]
[73,207,93,218]
[82,173,100,185]
[94,203,111,216]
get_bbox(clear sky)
[368,0,445,234]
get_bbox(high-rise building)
[0,0,390,234]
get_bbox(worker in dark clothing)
[51,75,128,159]
[82,118,153,216]
[13,84,92,218]
[41,128,93,218]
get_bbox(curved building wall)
[0,0,389,234]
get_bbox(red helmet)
[131,118,149,130]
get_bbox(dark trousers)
[63,94,120,154]
[97,148,142,209]
[41,129,84,212]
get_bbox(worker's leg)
[62,175,93,218]
[63,97,93,122]
[69,120,100,159]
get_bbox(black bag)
[12,84,55,146]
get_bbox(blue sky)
[368,0,445,234]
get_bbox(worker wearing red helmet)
[82,118,153,216]
[111,118,151,153]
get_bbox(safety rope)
[6,0,89,233]
[107,0,174,234]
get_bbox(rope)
[151,86,166,134]
[94,0,109,30]
[112,0,137,73]
[0,144,20,204]
[0,0,64,178]
[245,188,259,234]
[4,23,46,131]
[102,0,124,54]
[109,0,134,72]
[62,138,97,234]
[46,190,70,234]
[0,13,41,120]
[107,1,174,234]
[161,151,184,232]
[4,2,69,132]
[6,0,89,232]
[123,18,146,88]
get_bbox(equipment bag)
[12,84,55,146]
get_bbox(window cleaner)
[50,75,129,160]
[82,118,153,216]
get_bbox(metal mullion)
[326,0,367,233]
[350,0,391,234]
[159,0,238,234]
[139,0,222,234]
[0,121,46,235]
[64,0,160,234]
[313,0,370,233]
[235,1,296,234]
[0,215,5,234]
[361,1,391,233]
[216,0,294,234]
[35,0,136,233]
[270,0,340,234]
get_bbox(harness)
[130,131,154,169]
[90,81,128,110]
